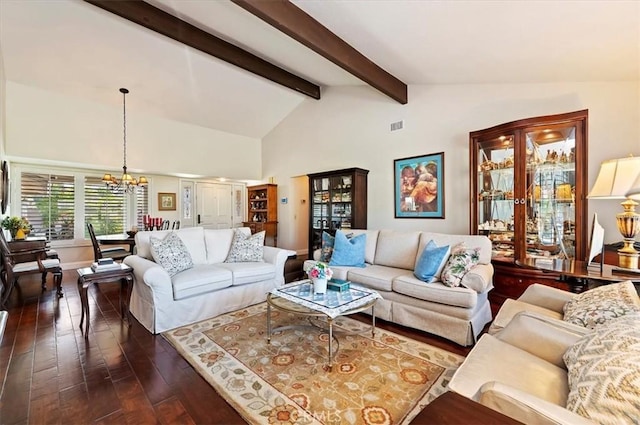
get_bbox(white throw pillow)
[225,230,265,263]
[149,232,194,277]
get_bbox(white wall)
[5,82,263,180]
[263,82,640,253]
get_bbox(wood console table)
[516,257,640,293]
[410,391,522,424]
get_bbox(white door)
[196,182,232,229]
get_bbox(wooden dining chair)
[87,223,130,262]
[161,220,170,230]
[172,220,180,230]
[0,230,63,307]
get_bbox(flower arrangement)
[1,216,31,236]
[307,261,333,280]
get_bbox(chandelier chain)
[122,88,127,169]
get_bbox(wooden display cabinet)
[243,184,278,246]
[308,168,368,258]
[470,110,589,304]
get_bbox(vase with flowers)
[1,216,31,240]
[307,261,333,294]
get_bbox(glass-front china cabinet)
[470,110,588,303]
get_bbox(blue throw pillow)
[329,231,366,268]
[414,240,451,282]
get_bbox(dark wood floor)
[0,271,475,424]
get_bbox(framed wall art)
[394,152,445,218]
[158,192,177,211]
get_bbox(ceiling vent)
[390,120,404,132]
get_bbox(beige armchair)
[448,312,595,425]
[488,283,577,334]
[490,280,640,335]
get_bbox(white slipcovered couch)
[124,227,292,333]
[305,229,494,346]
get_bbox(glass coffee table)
[266,280,381,370]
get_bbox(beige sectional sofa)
[305,229,494,346]
[124,227,293,333]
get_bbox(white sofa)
[124,227,293,333]
[305,229,494,346]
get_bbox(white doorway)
[196,182,232,229]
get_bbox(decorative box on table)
[328,278,350,292]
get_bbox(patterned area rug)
[163,303,463,425]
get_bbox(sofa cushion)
[150,232,194,277]
[414,240,451,282]
[441,243,480,287]
[393,275,478,308]
[204,228,239,264]
[171,264,233,300]
[420,232,492,265]
[225,230,265,263]
[562,280,640,329]
[348,229,380,264]
[136,227,206,264]
[217,262,276,286]
[563,314,640,424]
[347,265,411,292]
[329,231,366,267]
[374,230,421,270]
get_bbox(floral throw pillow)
[149,232,194,277]
[563,280,640,329]
[440,243,480,287]
[225,230,265,263]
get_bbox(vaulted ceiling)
[1,0,638,139]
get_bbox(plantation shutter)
[20,172,75,241]
[135,185,149,230]
[84,177,126,237]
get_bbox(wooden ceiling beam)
[231,0,408,104]
[84,0,320,99]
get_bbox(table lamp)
[587,156,640,269]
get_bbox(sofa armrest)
[461,263,494,293]
[517,284,575,313]
[263,247,295,287]
[123,255,174,299]
[496,312,590,368]
[478,381,595,425]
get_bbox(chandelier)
[102,88,148,193]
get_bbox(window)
[135,185,149,230]
[18,168,149,241]
[84,177,126,237]
[21,172,75,241]
[84,177,150,237]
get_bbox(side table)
[410,391,523,424]
[77,264,134,337]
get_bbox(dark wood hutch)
[307,168,368,258]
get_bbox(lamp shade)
[627,170,640,200]
[588,156,640,199]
